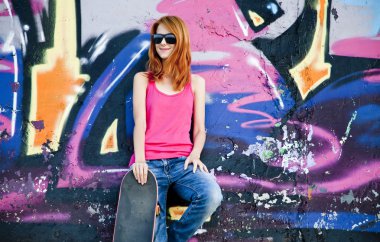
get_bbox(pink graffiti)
[0,0,16,17]
[0,115,11,132]
[0,58,15,73]
[0,192,44,212]
[158,0,256,40]
[216,175,280,190]
[331,35,380,59]
[22,212,71,223]
[228,95,279,129]
[29,0,45,15]
[216,160,380,194]
[363,68,380,83]
[33,176,49,193]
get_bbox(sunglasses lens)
[165,35,176,44]
[153,35,164,44]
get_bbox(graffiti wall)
[1,0,379,241]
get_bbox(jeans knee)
[204,186,223,211]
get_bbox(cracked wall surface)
[1,0,380,241]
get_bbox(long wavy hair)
[147,16,191,91]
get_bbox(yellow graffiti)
[248,10,264,27]
[308,186,313,200]
[168,206,210,222]
[27,0,89,155]
[100,119,119,154]
[168,206,187,221]
[289,0,331,99]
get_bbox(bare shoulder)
[190,74,205,93]
[134,72,149,87]
[134,71,149,82]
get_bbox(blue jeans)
[146,156,223,242]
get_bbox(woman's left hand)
[184,153,209,173]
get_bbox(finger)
[198,163,203,172]
[198,161,205,172]
[204,165,209,173]
[199,164,204,172]
[141,164,146,184]
[132,164,138,180]
[193,160,197,173]
[136,165,141,184]
[184,158,189,170]
[143,165,148,184]
[139,165,144,184]
[135,164,139,184]
[202,164,208,173]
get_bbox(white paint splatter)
[314,212,338,230]
[240,173,252,180]
[264,203,271,209]
[205,93,213,104]
[226,150,234,158]
[372,190,379,197]
[307,124,313,141]
[253,193,270,201]
[340,190,355,204]
[339,111,357,145]
[87,204,100,216]
[242,144,255,156]
[194,228,207,235]
[244,125,316,174]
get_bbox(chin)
[158,53,171,59]
[157,49,173,60]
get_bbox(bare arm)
[190,75,206,158]
[184,74,208,173]
[132,72,149,184]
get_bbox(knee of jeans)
[203,186,223,210]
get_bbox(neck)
[161,75,173,83]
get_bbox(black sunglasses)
[152,33,176,44]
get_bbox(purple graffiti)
[31,120,45,131]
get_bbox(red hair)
[147,16,191,91]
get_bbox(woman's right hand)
[132,161,148,185]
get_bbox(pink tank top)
[128,77,194,166]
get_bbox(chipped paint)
[341,190,355,205]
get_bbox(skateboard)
[113,170,158,242]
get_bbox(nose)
[160,38,167,45]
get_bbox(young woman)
[128,16,223,241]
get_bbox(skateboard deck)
[113,170,158,242]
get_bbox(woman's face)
[154,24,176,60]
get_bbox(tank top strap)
[146,77,155,91]
[186,79,194,96]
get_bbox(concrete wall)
[1,0,379,241]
